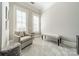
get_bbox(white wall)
[0,2,2,50]
[41,2,79,48]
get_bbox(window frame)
[32,12,40,33]
[14,5,28,32]
[16,9,26,32]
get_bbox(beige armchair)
[14,32,33,49]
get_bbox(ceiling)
[27,2,56,12]
[15,2,56,12]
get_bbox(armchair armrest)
[14,34,21,42]
[14,34,21,38]
[25,33,32,37]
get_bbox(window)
[32,14,40,33]
[16,9,26,32]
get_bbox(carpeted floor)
[21,37,78,56]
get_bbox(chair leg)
[59,38,62,43]
[45,35,46,39]
[41,35,43,40]
[58,39,60,46]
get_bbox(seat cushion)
[45,34,61,42]
[20,36,31,43]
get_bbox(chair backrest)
[15,32,24,37]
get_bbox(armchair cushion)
[20,36,32,43]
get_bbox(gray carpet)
[21,37,78,56]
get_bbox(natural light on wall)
[16,9,26,32]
